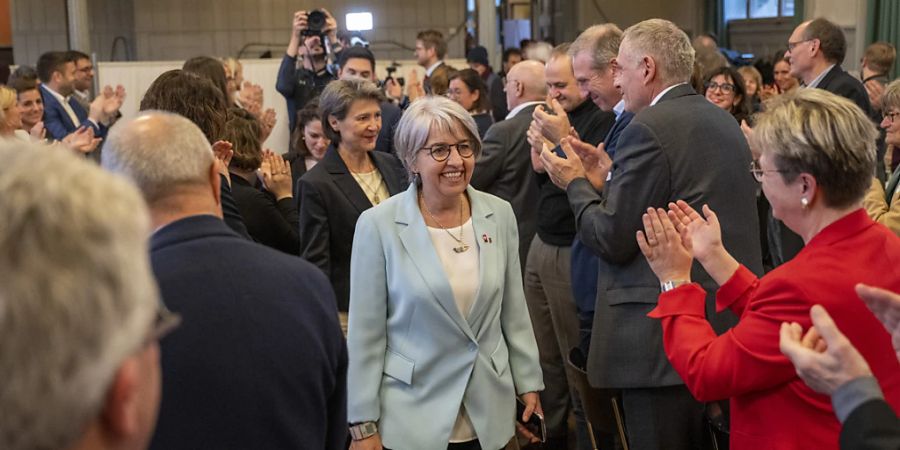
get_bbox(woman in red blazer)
[634,89,900,449]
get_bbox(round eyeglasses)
[420,142,475,162]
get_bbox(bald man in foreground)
[101,112,348,450]
[470,60,547,266]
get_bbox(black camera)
[302,9,327,37]
[385,64,405,88]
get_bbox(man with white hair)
[0,141,169,450]
[541,19,763,448]
[102,112,348,450]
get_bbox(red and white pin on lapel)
[482,233,492,243]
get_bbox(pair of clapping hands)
[239,82,277,142]
[637,200,900,398]
[525,98,613,191]
[212,142,293,200]
[26,123,103,155]
[88,85,126,125]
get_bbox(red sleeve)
[715,265,760,317]
[647,277,808,402]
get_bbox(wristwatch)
[661,280,690,292]
[349,422,378,441]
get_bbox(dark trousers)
[620,385,711,450]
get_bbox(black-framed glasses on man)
[884,111,900,124]
[705,81,736,94]
[787,38,815,52]
[420,142,475,162]
[749,160,792,182]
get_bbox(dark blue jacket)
[39,84,106,140]
[148,215,347,450]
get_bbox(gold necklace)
[420,193,469,253]
[353,170,385,205]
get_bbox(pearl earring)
[801,197,809,207]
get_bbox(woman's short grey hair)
[751,88,878,208]
[0,142,158,450]
[102,111,215,205]
[393,96,482,184]
[622,19,695,85]
[318,79,385,144]
[569,24,624,71]
[881,79,900,113]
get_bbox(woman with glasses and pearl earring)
[864,79,900,236]
[634,88,900,449]
[346,96,543,450]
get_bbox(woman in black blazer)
[225,108,300,255]
[297,80,407,326]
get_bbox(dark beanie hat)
[466,46,490,66]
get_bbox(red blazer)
[648,209,900,450]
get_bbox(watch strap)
[349,421,378,441]
[661,280,690,292]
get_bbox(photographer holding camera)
[276,9,343,132]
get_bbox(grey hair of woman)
[318,78,385,145]
[393,96,483,186]
[750,88,878,208]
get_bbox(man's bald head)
[102,112,216,206]
[505,60,547,109]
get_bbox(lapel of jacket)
[322,145,374,214]
[464,186,499,340]
[395,184,476,341]
[40,85,77,130]
[371,152,407,195]
[816,65,841,90]
[886,165,900,203]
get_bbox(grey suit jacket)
[470,103,544,265]
[567,84,764,389]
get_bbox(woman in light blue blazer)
[347,96,544,450]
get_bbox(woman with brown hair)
[447,68,494,139]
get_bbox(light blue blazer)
[347,183,543,450]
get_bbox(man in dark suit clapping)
[102,112,348,450]
[541,19,763,449]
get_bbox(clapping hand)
[666,201,724,262]
[539,136,588,190]
[29,121,46,141]
[779,305,871,395]
[406,70,425,102]
[856,284,900,360]
[240,81,264,113]
[259,108,277,142]
[636,207,693,283]
[62,126,102,154]
[532,98,571,145]
[212,140,234,186]
[568,139,612,191]
[865,80,885,112]
[261,151,293,200]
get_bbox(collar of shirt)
[426,61,444,77]
[613,99,625,119]
[42,84,70,104]
[806,64,836,89]
[505,101,544,120]
[650,82,687,107]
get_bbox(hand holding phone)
[516,395,546,443]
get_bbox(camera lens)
[307,10,326,33]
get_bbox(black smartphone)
[515,397,546,443]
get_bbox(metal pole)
[67,0,90,53]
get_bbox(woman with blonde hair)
[637,89,900,449]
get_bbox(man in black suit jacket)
[102,112,348,450]
[470,60,546,266]
[771,18,883,265]
[542,19,763,449]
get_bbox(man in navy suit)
[36,51,122,143]
[102,112,348,450]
